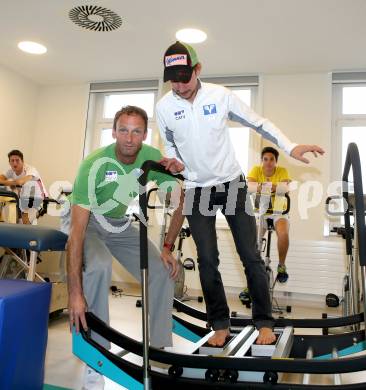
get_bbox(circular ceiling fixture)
[69,5,122,32]
[176,28,207,44]
[18,41,47,54]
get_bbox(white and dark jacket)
[156,81,297,188]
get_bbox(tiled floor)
[44,287,366,389]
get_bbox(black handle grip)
[282,193,291,215]
[146,187,164,210]
[325,195,347,216]
[0,189,21,220]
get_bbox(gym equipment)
[0,185,60,223]
[0,186,20,223]
[173,225,203,303]
[0,279,52,390]
[325,189,366,333]
[146,187,202,303]
[72,148,366,388]
[74,306,366,388]
[0,221,68,314]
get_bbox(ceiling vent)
[69,5,122,32]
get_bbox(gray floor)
[44,287,366,389]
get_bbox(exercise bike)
[239,192,291,315]
[324,193,366,334]
[136,187,202,308]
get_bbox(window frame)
[84,85,159,157]
[228,84,259,176]
[329,81,366,231]
[331,82,366,183]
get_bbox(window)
[342,87,366,115]
[228,87,252,175]
[84,80,159,156]
[103,93,155,119]
[330,78,366,230]
[332,82,366,185]
[201,76,259,176]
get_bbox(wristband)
[163,242,174,251]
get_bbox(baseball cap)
[163,41,199,83]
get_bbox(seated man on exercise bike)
[0,149,47,224]
[247,146,291,283]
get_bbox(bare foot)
[256,327,276,345]
[207,328,230,346]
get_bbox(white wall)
[261,73,332,240]
[0,64,39,173]
[31,84,89,191]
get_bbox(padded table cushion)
[0,279,52,390]
[0,223,67,252]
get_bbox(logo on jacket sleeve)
[174,109,185,120]
[203,104,217,115]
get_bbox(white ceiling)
[1,0,366,85]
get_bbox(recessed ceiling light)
[176,28,207,44]
[18,41,47,55]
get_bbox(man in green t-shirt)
[66,105,183,389]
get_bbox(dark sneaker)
[277,264,289,283]
[239,288,251,304]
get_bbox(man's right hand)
[160,247,179,279]
[159,157,185,173]
[68,292,88,333]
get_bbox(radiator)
[217,231,347,297]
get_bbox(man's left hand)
[290,145,325,164]
[160,247,179,279]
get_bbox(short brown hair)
[8,149,24,161]
[112,105,148,132]
[261,146,279,162]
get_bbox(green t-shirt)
[71,143,176,218]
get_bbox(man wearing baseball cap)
[157,41,324,347]
[163,41,199,84]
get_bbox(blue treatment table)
[0,223,68,389]
[0,223,67,281]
